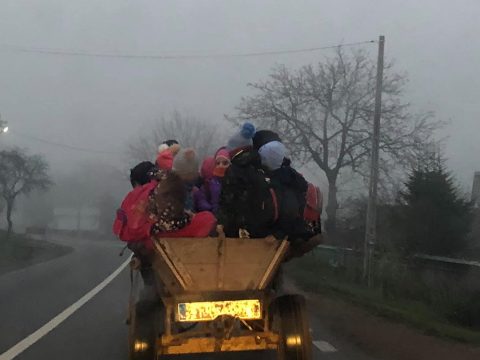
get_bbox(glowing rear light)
[286,335,302,347]
[133,340,149,352]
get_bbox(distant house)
[50,207,100,232]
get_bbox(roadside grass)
[0,230,72,275]
[285,252,480,345]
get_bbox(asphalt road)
[0,236,378,360]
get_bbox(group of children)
[113,122,322,277]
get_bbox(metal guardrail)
[413,254,480,268]
[315,244,480,269]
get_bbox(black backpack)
[268,166,313,240]
[218,150,278,238]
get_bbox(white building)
[50,207,100,231]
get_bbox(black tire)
[128,299,161,360]
[273,295,312,360]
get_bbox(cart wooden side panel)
[152,236,288,294]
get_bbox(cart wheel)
[273,295,312,360]
[128,299,161,360]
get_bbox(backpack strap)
[269,188,279,222]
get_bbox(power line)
[0,40,376,60]
[9,130,118,154]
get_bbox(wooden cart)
[127,229,312,359]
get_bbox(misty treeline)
[0,151,128,237]
[50,162,128,235]
[127,110,226,163]
[0,111,224,237]
[340,158,475,257]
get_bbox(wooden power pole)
[363,35,385,287]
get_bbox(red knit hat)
[155,143,181,170]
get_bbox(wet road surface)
[0,236,378,360]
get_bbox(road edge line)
[313,340,338,353]
[0,257,131,360]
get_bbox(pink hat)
[215,148,230,161]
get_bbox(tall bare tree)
[127,110,224,163]
[232,49,440,231]
[0,148,52,237]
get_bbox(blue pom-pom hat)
[226,122,257,151]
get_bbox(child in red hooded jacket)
[113,161,216,285]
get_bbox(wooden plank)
[222,265,266,290]
[152,240,188,290]
[217,235,227,290]
[182,264,218,291]
[258,240,289,290]
[224,238,277,264]
[153,236,289,292]
[167,238,219,264]
[159,239,194,289]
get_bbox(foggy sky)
[0,0,479,190]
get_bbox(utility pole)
[363,35,385,287]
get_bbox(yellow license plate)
[177,299,262,322]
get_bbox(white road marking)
[0,258,131,360]
[313,340,338,353]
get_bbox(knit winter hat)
[130,161,155,187]
[215,148,230,161]
[156,151,174,170]
[258,141,287,170]
[156,142,181,170]
[158,140,181,156]
[164,139,179,147]
[158,143,169,153]
[172,148,199,181]
[226,122,256,151]
[253,130,282,151]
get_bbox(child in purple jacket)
[194,149,231,214]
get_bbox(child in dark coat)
[218,122,279,238]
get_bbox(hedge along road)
[0,236,378,360]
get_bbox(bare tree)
[232,48,441,231]
[0,148,52,237]
[127,110,225,163]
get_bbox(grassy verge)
[285,253,480,345]
[0,230,72,276]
